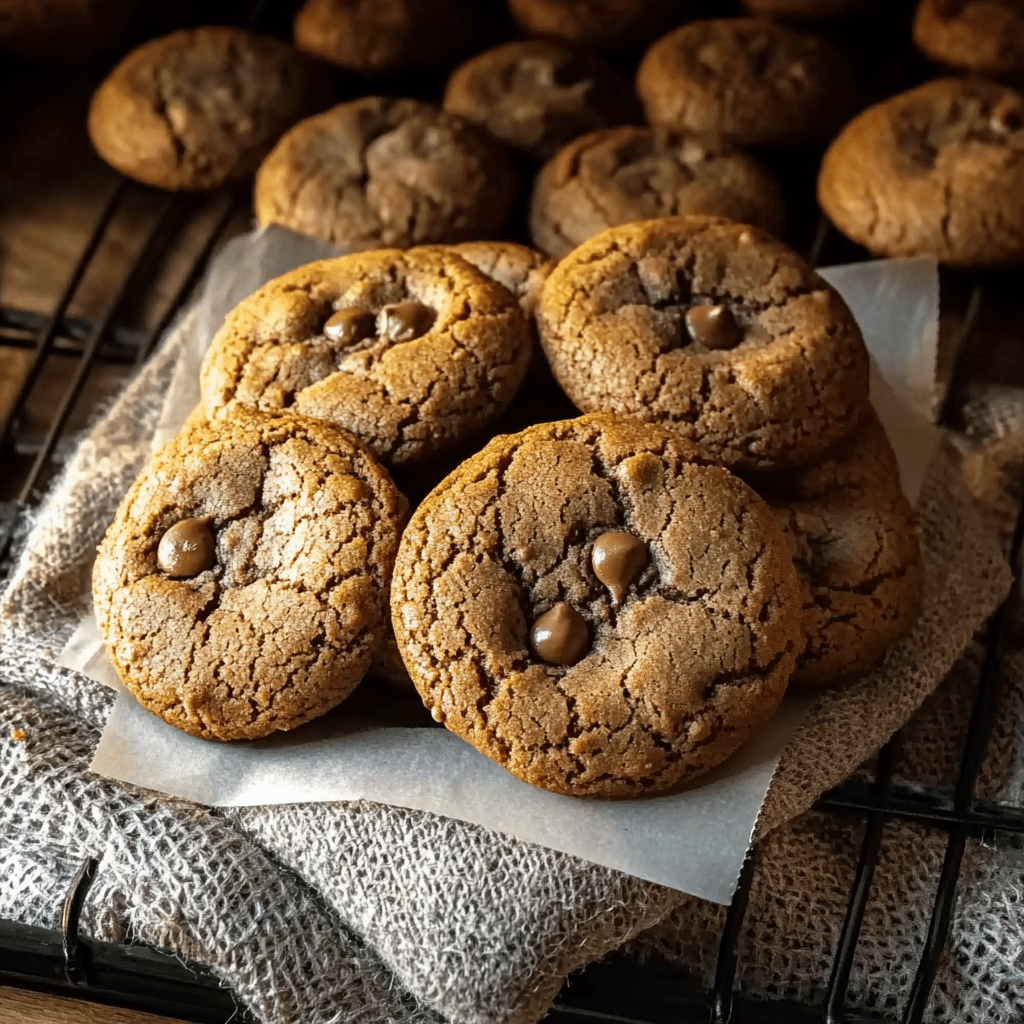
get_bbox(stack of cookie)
[92,211,922,799]
[85,3,934,798]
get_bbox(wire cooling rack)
[2,0,1023,1021]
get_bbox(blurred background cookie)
[87,27,331,190]
[529,125,785,258]
[293,0,493,75]
[741,0,877,18]
[255,97,519,249]
[504,0,686,53]
[0,0,141,60]
[636,18,856,147]
[913,0,1024,79]
[818,77,1024,265]
[442,40,638,162]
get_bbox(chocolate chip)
[685,304,741,351]
[529,602,590,665]
[157,516,216,577]
[324,307,376,345]
[378,301,436,342]
[591,531,648,605]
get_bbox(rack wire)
[2,1,1023,1022]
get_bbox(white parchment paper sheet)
[63,229,941,902]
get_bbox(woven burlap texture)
[0,305,1015,1024]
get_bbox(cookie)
[200,248,532,467]
[818,77,1024,266]
[92,409,406,741]
[449,241,555,316]
[0,0,139,60]
[442,40,637,162]
[293,0,489,74]
[505,0,682,52]
[636,19,856,147]
[913,0,1024,78]
[529,126,786,259]
[741,0,874,17]
[254,97,518,250]
[759,410,922,690]
[535,216,870,473]
[391,414,805,798]
[87,27,330,191]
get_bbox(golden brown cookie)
[529,126,785,259]
[92,408,406,741]
[442,40,638,162]
[87,27,330,191]
[758,410,923,690]
[535,216,870,473]
[913,0,1024,78]
[293,0,490,74]
[254,97,518,249]
[818,77,1024,266]
[505,0,684,52]
[200,248,532,467]
[449,241,555,316]
[636,19,856,147]
[391,414,805,797]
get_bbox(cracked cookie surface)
[818,77,1024,266]
[92,408,406,741]
[442,40,637,162]
[529,126,785,259]
[391,414,805,798]
[913,0,1024,78]
[200,247,532,467]
[757,409,923,690]
[535,216,870,472]
[448,241,555,317]
[87,27,330,191]
[254,97,518,249]
[636,19,855,147]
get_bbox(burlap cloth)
[1,308,1020,1023]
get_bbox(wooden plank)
[0,985,184,1024]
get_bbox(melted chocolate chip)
[591,531,648,605]
[378,301,436,342]
[685,304,742,351]
[324,307,376,345]
[529,602,590,665]
[157,516,216,577]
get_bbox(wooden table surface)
[0,986,183,1024]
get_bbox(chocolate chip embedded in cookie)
[535,216,870,472]
[442,41,637,162]
[87,27,331,191]
[757,410,923,690]
[529,126,785,259]
[293,0,490,74]
[913,0,1024,78]
[448,241,555,316]
[818,78,1024,266]
[92,409,406,741]
[391,413,804,798]
[200,247,532,467]
[636,19,856,147]
[254,97,518,249]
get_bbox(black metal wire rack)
[2,0,1024,1022]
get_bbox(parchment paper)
[62,229,942,903]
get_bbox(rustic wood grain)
[0,985,184,1024]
